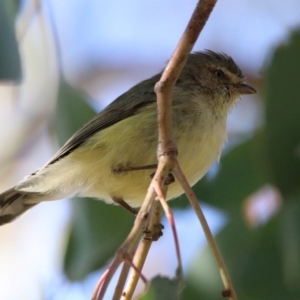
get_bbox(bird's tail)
[0,188,40,225]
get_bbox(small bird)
[0,50,256,225]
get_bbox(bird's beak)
[236,83,257,95]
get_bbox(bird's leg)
[150,172,175,185]
[113,164,174,184]
[112,197,138,215]
[142,173,173,241]
[111,164,158,214]
[112,166,173,239]
[165,173,175,185]
[143,223,164,241]
[112,164,158,174]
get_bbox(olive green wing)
[48,75,159,165]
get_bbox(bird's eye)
[215,70,224,79]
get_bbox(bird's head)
[180,50,256,112]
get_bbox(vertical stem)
[173,164,237,300]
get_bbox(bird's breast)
[174,116,227,193]
[71,100,228,206]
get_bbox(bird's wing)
[47,75,160,165]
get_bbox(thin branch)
[92,1,238,299]
[93,183,157,299]
[144,1,221,292]
[94,157,172,299]
[173,164,237,300]
[153,185,183,278]
[91,270,109,300]
[122,197,164,299]
[155,0,218,156]
[112,263,131,300]
[153,0,237,299]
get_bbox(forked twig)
[112,204,163,300]
[92,0,238,299]
[151,0,237,298]
[93,168,167,299]
[93,205,151,299]
[93,158,175,299]
[122,201,163,300]
[117,161,174,299]
[152,177,183,277]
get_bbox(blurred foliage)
[139,276,183,300]
[56,83,134,280]
[265,32,300,194]
[181,30,300,300]
[55,31,300,299]
[2,1,299,299]
[3,0,21,19]
[0,0,22,81]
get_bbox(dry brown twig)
[92,160,172,300]
[92,0,238,299]
[122,199,164,300]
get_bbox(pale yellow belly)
[68,105,227,207]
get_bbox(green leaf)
[64,198,134,281]
[138,276,184,300]
[181,246,223,300]
[0,1,22,81]
[55,82,96,143]
[264,30,300,195]
[217,215,282,300]
[3,0,20,19]
[184,210,300,300]
[56,83,134,280]
[280,195,300,291]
